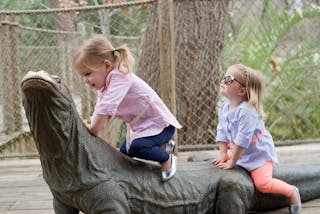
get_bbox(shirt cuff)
[216,130,228,143]
[93,104,117,119]
[234,133,251,148]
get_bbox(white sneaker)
[289,186,302,214]
[161,154,177,182]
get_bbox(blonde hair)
[231,64,267,120]
[72,35,135,74]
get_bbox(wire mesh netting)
[0,0,319,157]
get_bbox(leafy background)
[0,0,319,143]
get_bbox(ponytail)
[113,45,135,74]
[72,35,135,75]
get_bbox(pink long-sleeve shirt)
[91,68,182,144]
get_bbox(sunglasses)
[221,75,245,87]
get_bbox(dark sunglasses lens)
[222,75,234,84]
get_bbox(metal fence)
[0,0,319,157]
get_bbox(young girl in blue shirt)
[212,64,301,214]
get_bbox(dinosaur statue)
[21,71,320,214]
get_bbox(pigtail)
[236,64,267,120]
[248,86,267,120]
[114,45,135,74]
[247,68,267,120]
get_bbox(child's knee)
[119,145,127,154]
[129,142,149,158]
[254,179,273,193]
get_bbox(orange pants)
[251,161,293,197]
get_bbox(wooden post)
[158,0,178,149]
[2,16,22,134]
[76,23,120,146]
[59,40,72,88]
[77,22,95,120]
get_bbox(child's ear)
[238,87,247,97]
[103,59,112,70]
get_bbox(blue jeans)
[119,125,175,163]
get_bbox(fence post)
[59,40,73,89]
[0,19,4,123]
[76,23,96,120]
[158,0,178,147]
[1,16,22,134]
[76,22,120,145]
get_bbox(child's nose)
[84,78,90,84]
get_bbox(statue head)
[21,71,79,158]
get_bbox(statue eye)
[52,75,61,83]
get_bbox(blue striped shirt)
[216,100,278,171]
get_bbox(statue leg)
[53,197,79,214]
[215,170,255,214]
[85,182,130,214]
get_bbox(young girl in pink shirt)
[212,64,301,214]
[72,36,181,182]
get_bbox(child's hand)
[211,153,228,165]
[83,120,91,130]
[216,160,236,170]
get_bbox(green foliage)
[109,7,148,37]
[0,0,54,29]
[222,3,320,140]
[0,0,47,10]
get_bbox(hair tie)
[113,50,121,58]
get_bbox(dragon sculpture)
[21,71,320,214]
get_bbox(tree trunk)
[47,0,76,34]
[47,0,77,89]
[137,0,229,146]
